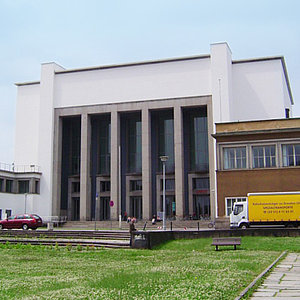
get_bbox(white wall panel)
[54,59,211,108]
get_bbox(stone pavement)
[251,253,300,299]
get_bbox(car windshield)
[7,215,15,220]
[32,215,41,220]
[233,205,243,215]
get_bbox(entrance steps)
[60,218,230,230]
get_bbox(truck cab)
[230,201,249,229]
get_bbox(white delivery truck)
[230,192,300,229]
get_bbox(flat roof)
[14,54,293,105]
[214,117,300,137]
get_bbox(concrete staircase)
[60,218,230,231]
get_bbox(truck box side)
[248,193,300,222]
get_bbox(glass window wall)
[127,117,142,173]
[158,117,174,173]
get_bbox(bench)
[211,237,241,251]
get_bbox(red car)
[0,214,43,230]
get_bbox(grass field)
[0,236,299,299]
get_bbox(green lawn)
[0,236,299,299]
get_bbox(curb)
[235,250,287,300]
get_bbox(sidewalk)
[251,253,300,299]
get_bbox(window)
[225,197,247,216]
[193,177,209,193]
[5,210,12,218]
[6,180,13,193]
[193,195,210,219]
[223,147,246,169]
[127,117,142,174]
[188,110,209,172]
[100,181,110,192]
[252,145,276,168]
[130,180,142,191]
[234,204,244,215]
[160,195,176,218]
[130,196,142,219]
[157,116,175,173]
[18,180,29,194]
[161,179,175,191]
[72,182,80,193]
[282,144,300,167]
[100,197,110,220]
[0,178,3,192]
[98,119,111,175]
[0,209,2,219]
[285,108,290,119]
[35,180,40,194]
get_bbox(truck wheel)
[239,223,248,229]
[22,224,29,230]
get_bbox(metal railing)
[42,216,68,224]
[0,163,41,173]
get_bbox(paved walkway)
[251,253,300,299]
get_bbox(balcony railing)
[0,163,41,173]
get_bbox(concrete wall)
[232,59,289,121]
[54,58,211,108]
[14,84,40,166]
[132,228,300,249]
[0,193,40,218]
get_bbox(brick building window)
[225,197,247,216]
[282,144,300,167]
[223,147,246,169]
[252,145,276,168]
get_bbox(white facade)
[1,42,293,220]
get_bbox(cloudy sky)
[0,0,299,164]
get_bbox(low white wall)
[0,193,45,219]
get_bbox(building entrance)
[160,195,176,218]
[100,197,110,220]
[71,197,80,221]
[193,195,210,219]
[130,196,142,219]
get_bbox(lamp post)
[24,193,28,214]
[160,155,169,231]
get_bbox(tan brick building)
[214,118,300,218]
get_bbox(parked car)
[0,214,43,230]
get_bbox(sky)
[0,0,299,164]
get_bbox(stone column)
[142,108,151,220]
[80,113,91,220]
[52,114,63,216]
[174,105,184,219]
[110,110,120,220]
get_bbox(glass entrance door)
[160,195,176,218]
[193,195,210,219]
[100,197,110,220]
[71,197,80,221]
[130,196,142,219]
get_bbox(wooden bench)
[211,237,241,251]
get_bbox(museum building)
[0,42,294,222]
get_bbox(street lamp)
[24,193,28,214]
[160,155,169,231]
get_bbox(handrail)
[0,163,41,173]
